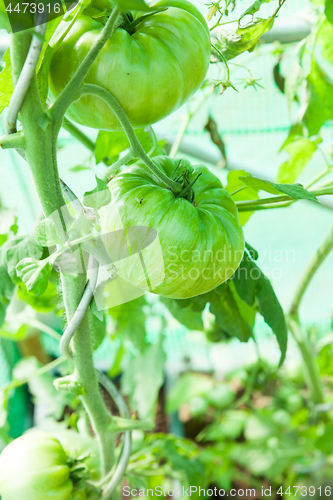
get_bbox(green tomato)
[206,384,235,409]
[49,0,211,130]
[99,157,244,299]
[189,396,209,417]
[0,432,73,500]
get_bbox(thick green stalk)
[81,83,182,193]
[10,30,114,476]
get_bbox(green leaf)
[0,50,13,115]
[239,0,271,20]
[34,218,63,247]
[160,297,204,331]
[0,236,43,326]
[225,170,259,225]
[0,0,11,31]
[122,336,166,419]
[277,137,319,184]
[83,175,111,211]
[3,236,43,279]
[303,62,333,136]
[69,165,91,172]
[13,357,72,419]
[325,0,333,24]
[233,252,288,365]
[315,423,333,455]
[109,296,148,351]
[16,258,52,296]
[17,280,58,312]
[208,281,255,343]
[95,128,151,164]
[239,176,319,203]
[245,241,259,260]
[0,207,17,246]
[166,373,213,414]
[316,19,333,63]
[217,16,275,61]
[198,410,248,442]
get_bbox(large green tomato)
[0,432,73,500]
[49,0,211,130]
[99,157,244,299]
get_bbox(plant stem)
[236,186,333,211]
[0,131,25,150]
[290,225,333,316]
[10,29,114,477]
[101,150,133,182]
[81,83,182,193]
[287,318,324,404]
[287,224,333,405]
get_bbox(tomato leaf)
[160,297,204,331]
[108,296,148,351]
[2,236,43,279]
[216,16,275,61]
[233,251,288,365]
[83,176,111,211]
[245,241,259,260]
[277,137,319,184]
[0,50,13,116]
[122,336,166,419]
[238,176,319,203]
[303,62,333,136]
[209,281,255,343]
[17,280,58,312]
[325,0,333,24]
[225,170,259,226]
[34,218,63,247]
[16,258,52,296]
[0,0,11,32]
[95,128,151,165]
[13,357,72,419]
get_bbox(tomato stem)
[10,27,115,479]
[81,83,183,194]
[236,186,333,211]
[286,225,333,406]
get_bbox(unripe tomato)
[0,432,73,500]
[49,0,211,130]
[99,157,244,299]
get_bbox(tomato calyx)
[68,454,101,496]
[170,160,202,204]
[119,8,168,35]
